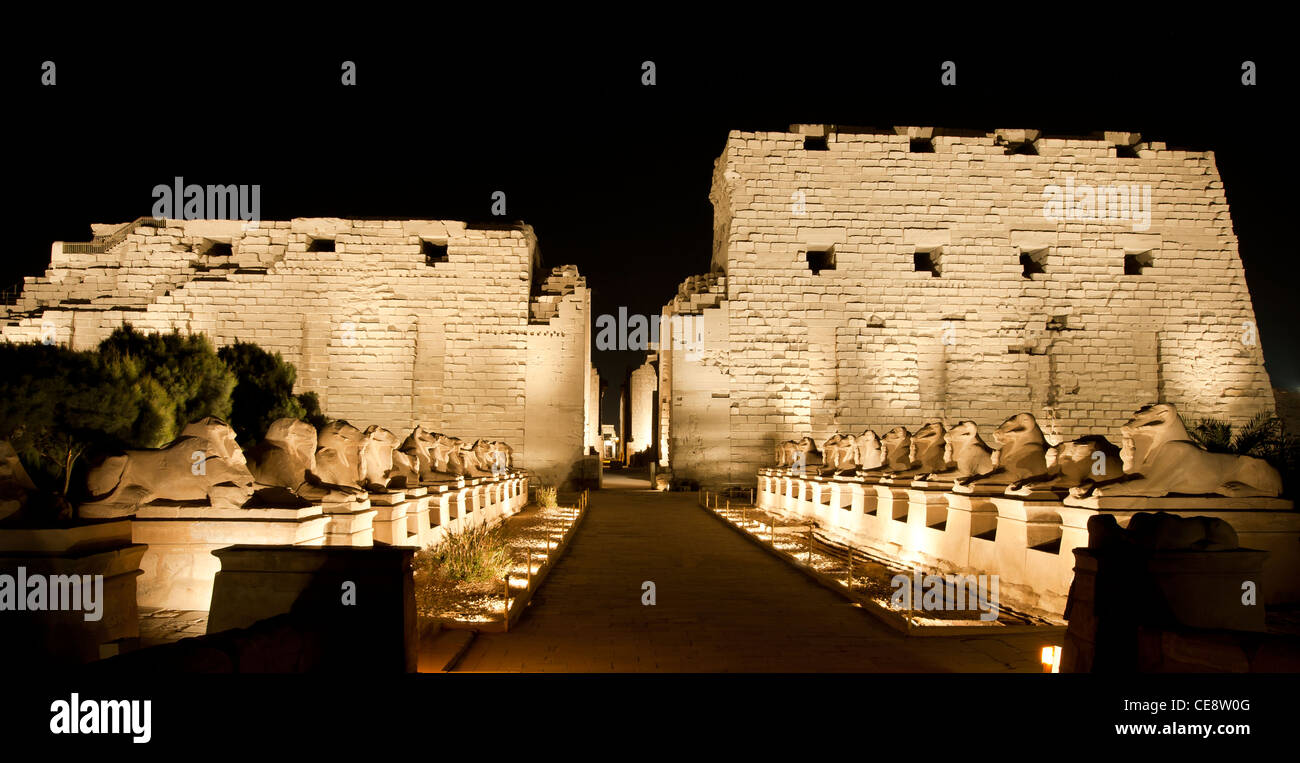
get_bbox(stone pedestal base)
[208,544,417,672]
[0,519,146,669]
[128,504,327,611]
[322,497,376,547]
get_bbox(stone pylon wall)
[2,218,591,485]
[662,126,1276,485]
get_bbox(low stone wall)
[756,469,1299,618]
[83,473,529,612]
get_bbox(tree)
[217,342,320,445]
[0,342,143,516]
[97,325,235,447]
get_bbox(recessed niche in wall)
[422,239,449,265]
[909,137,935,153]
[804,135,829,151]
[913,247,942,276]
[1116,143,1140,159]
[1124,250,1154,275]
[1020,247,1048,277]
[1006,140,1038,155]
[806,246,835,275]
[201,239,232,257]
[307,236,335,253]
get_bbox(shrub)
[431,523,511,584]
[536,485,558,509]
[1189,413,1299,496]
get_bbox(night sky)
[6,38,1296,428]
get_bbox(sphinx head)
[1120,403,1190,466]
[992,413,1046,448]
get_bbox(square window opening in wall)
[806,246,835,275]
[1125,250,1154,275]
[1116,143,1140,159]
[913,247,942,276]
[804,135,829,151]
[909,137,934,153]
[201,239,232,257]
[422,239,449,265]
[1006,141,1038,155]
[1020,247,1048,277]
[307,236,335,253]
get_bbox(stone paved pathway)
[456,478,1053,672]
[138,608,209,647]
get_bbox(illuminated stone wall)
[2,218,592,485]
[627,354,658,456]
[662,125,1276,484]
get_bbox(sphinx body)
[359,425,402,490]
[245,418,361,502]
[315,420,366,488]
[774,437,822,474]
[398,426,437,481]
[821,434,860,474]
[1088,511,1239,552]
[853,430,885,471]
[1091,403,1283,498]
[866,427,916,475]
[463,439,502,478]
[1041,435,1126,497]
[83,417,256,511]
[911,420,953,479]
[951,413,1051,492]
[991,413,1051,489]
[946,421,995,485]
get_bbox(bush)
[536,485,558,509]
[1189,413,1300,496]
[431,523,511,584]
[217,342,324,445]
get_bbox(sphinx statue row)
[772,403,1284,499]
[76,418,517,514]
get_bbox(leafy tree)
[97,325,235,447]
[217,342,323,444]
[0,342,143,515]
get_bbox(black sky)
[5,35,1296,428]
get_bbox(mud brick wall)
[2,218,591,485]
[662,126,1276,485]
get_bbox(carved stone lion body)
[946,421,995,484]
[879,427,915,473]
[1092,403,1283,498]
[463,439,505,477]
[990,413,1051,489]
[246,418,360,502]
[854,430,884,470]
[83,417,255,511]
[822,434,859,473]
[774,437,822,473]
[315,420,366,488]
[359,425,401,490]
[1046,434,1125,496]
[911,420,952,477]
